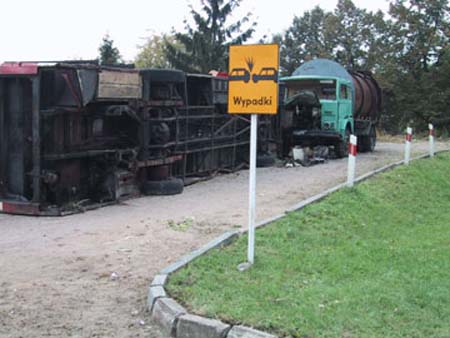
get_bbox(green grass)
[167,153,450,338]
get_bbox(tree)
[273,0,450,132]
[381,0,450,131]
[274,6,334,76]
[274,1,383,75]
[388,0,449,74]
[98,34,122,65]
[326,0,374,69]
[135,33,179,69]
[165,0,256,73]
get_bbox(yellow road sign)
[228,44,279,114]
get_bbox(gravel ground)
[0,140,449,338]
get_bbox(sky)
[0,0,390,63]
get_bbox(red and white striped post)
[404,127,413,165]
[347,135,357,187]
[428,123,435,158]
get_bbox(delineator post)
[429,124,435,158]
[347,135,357,187]
[405,127,412,165]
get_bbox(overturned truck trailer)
[0,62,272,215]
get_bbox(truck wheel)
[142,178,184,196]
[366,126,376,152]
[335,127,351,158]
[256,154,275,167]
[359,126,376,153]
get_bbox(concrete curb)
[151,297,187,337]
[160,230,239,275]
[149,149,450,338]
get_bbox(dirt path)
[1,141,448,338]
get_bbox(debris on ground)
[168,217,194,231]
[286,146,330,167]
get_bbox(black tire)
[359,126,376,153]
[366,126,376,152]
[359,137,367,152]
[335,126,351,158]
[142,178,184,196]
[256,154,275,168]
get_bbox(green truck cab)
[279,59,381,158]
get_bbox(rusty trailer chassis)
[0,63,272,216]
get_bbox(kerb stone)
[147,285,166,312]
[177,313,230,338]
[151,274,168,287]
[151,297,186,337]
[227,325,278,338]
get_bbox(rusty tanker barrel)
[350,70,382,121]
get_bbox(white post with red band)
[347,135,357,187]
[405,127,412,165]
[428,123,435,158]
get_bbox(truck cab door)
[338,82,352,131]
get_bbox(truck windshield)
[286,79,336,100]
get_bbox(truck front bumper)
[292,129,342,147]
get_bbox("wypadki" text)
[233,96,273,108]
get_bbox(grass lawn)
[167,153,450,338]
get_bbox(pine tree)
[165,0,256,73]
[98,34,122,65]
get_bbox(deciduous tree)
[135,33,179,69]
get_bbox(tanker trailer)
[279,58,381,158]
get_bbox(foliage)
[98,34,122,65]
[135,33,180,69]
[381,0,450,132]
[274,6,334,76]
[167,153,450,338]
[274,0,450,133]
[165,0,256,73]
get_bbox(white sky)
[0,0,390,63]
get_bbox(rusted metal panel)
[0,62,38,75]
[31,77,41,202]
[133,155,183,169]
[97,70,141,99]
[0,80,5,195]
[0,201,40,215]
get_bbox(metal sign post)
[227,43,279,270]
[247,114,258,264]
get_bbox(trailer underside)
[0,63,272,215]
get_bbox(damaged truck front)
[278,59,382,160]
